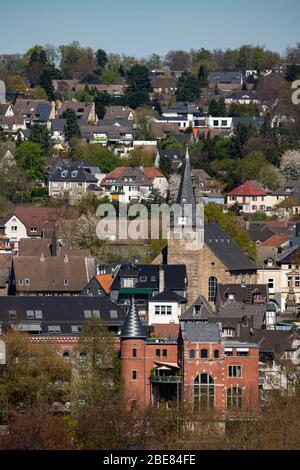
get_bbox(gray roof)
[205,223,257,272]
[227,91,258,101]
[216,303,266,330]
[183,322,221,343]
[49,164,98,183]
[209,71,243,85]
[121,299,146,339]
[150,290,186,303]
[181,296,214,320]
[51,118,66,132]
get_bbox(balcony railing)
[151,375,182,384]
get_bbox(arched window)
[63,351,70,362]
[227,387,243,410]
[194,374,215,411]
[200,349,208,359]
[208,276,218,302]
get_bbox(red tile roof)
[96,274,113,295]
[142,167,164,181]
[227,181,267,197]
[153,324,180,340]
[262,233,289,248]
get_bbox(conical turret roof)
[121,298,146,340]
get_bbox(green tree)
[15,142,45,181]
[134,107,157,140]
[95,49,108,70]
[176,72,201,102]
[30,124,52,155]
[197,64,209,87]
[100,69,122,85]
[208,99,220,117]
[126,64,151,92]
[61,109,81,144]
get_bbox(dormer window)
[61,170,68,178]
[71,171,78,178]
[30,227,37,233]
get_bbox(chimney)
[159,265,165,293]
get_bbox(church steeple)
[121,298,146,340]
[177,146,196,208]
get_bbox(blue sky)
[1,0,299,56]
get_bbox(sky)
[1,0,300,57]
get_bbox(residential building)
[225,91,260,105]
[58,101,97,124]
[14,99,55,127]
[226,181,277,214]
[208,71,243,91]
[104,106,134,121]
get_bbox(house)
[0,116,26,134]
[160,102,201,128]
[216,284,268,307]
[81,274,114,297]
[48,161,102,202]
[18,237,90,258]
[148,290,186,325]
[208,71,243,91]
[120,302,259,413]
[226,181,276,214]
[50,119,66,145]
[10,254,97,296]
[14,99,55,127]
[3,207,78,246]
[155,148,183,172]
[101,167,164,203]
[58,102,97,124]
[104,106,134,121]
[0,103,15,117]
[109,264,187,319]
[151,77,177,96]
[0,295,126,338]
[225,91,260,105]
[80,120,135,146]
[198,116,264,133]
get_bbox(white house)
[148,290,186,325]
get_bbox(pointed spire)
[185,144,190,160]
[121,297,146,340]
[176,145,196,207]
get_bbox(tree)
[15,142,45,181]
[208,99,220,117]
[159,155,172,178]
[134,107,157,140]
[100,69,122,85]
[95,49,108,70]
[237,151,267,182]
[72,318,121,408]
[61,109,81,144]
[205,203,257,260]
[197,64,209,87]
[126,64,151,92]
[30,124,52,155]
[280,150,300,181]
[165,50,191,71]
[175,72,201,102]
[125,90,151,109]
[71,142,121,173]
[142,187,164,208]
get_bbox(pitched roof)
[152,324,180,340]
[208,71,243,85]
[49,165,98,183]
[183,322,221,343]
[150,290,186,302]
[96,274,113,295]
[181,296,214,320]
[101,167,152,187]
[12,256,96,293]
[217,284,268,304]
[0,296,126,332]
[261,233,289,248]
[4,207,79,238]
[227,181,267,197]
[142,167,165,181]
[205,223,257,272]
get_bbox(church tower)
[120,298,147,409]
[167,146,204,306]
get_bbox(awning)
[119,289,154,295]
[154,361,180,369]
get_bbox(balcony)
[151,374,182,384]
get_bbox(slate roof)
[209,71,243,85]
[217,284,268,304]
[121,299,146,339]
[104,106,134,120]
[175,147,197,226]
[277,245,300,265]
[51,118,66,132]
[226,91,258,101]
[181,296,214,320]
[14,99,53,122]
[272,180,300,200]
[0,296,126,333]
[239,328,292,357]
[150,290,186,303]
[49,165,98,183]
[205,223,257,272]
[216,303,266,330]
[183,322,221,343]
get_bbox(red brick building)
[121,302,259,416]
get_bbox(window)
[132,371,137,380]
[79,353,87,367]
[156,349,161,358]
[163,349,168,357]
[228,366,242,378]
[268,279,275,290]
[84,310,92,319]
[154,306,172,315]
[190,350,195,359]
[48,325,61,334]
[124,278,134,288]
[295,277,300,288]
[213,120,219,127]
[214,350,220,359]
[35,310,43,320]
[64,279,69,286]
[77,182,83,187]
[132,349,137,358]
[71,325,82,334]
[25,279,31,286]
[227,387,243,410]
[225,349,233,357]
[63,351,70,362]
[26,310,34,320]
[208,276,218,302]
[194,374,215,411]
[11,226,18,232]
[237,350,249,357]
[223,328,235,337]
[30,227,37,233]
[252,197,257,202]
[200,349,208,359]
[221,120,227,127]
